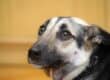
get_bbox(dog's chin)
[43,63,76,80]
[29,57,77,80]
[29,59,86,80]
[44,66,64,80]
[31,63,70,80]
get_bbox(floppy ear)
[86,24,110,45]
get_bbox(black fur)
[76,31,85,48]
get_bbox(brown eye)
[62,30,76,39]
[38,19,50,36]
[62,30,75,40]
[62,30,71,37]
[57,30,73,41]
[38,25,46,35]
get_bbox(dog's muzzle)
[28,44,63,68]
[28,44,72,80]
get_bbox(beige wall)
[106,0,110,29]
[0,0,110,64]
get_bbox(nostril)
[34,50,41,56]
[28,49,41,57]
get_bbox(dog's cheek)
[70,49,91,67]
[84,41,93,51]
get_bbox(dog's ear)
[86,24,110,45]
[85,24,103,44]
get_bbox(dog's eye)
[62,31,71,37]
[38,19,50,36]
[57,30,74,41]
[38,25,46,35]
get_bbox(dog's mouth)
[43,63,74,80]
[29,57,75,80]
[44,66,64,80]
[29,59,67,80]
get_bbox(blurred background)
[0,0,110,80]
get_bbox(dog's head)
[28,17,103,80]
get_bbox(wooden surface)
[0,42,51,80]
[0,64,51,80]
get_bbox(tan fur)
[84,40,93,51]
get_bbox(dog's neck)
[63,56,99,80]
[63,62,88,80]
[73,58,100,80]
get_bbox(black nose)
[28,48,41,62]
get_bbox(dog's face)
[28,17,102,80]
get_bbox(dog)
[28,17,110,80]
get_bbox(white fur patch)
[72,17,89,26]
[63,62,88,80]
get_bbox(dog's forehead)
[43,17,89,38]
[44,17,89,36]
[71,17,89,26]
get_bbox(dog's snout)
[28,48,41,58]
[28,44,64,68]
[28,48,42,65]
[28,44,48,60]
